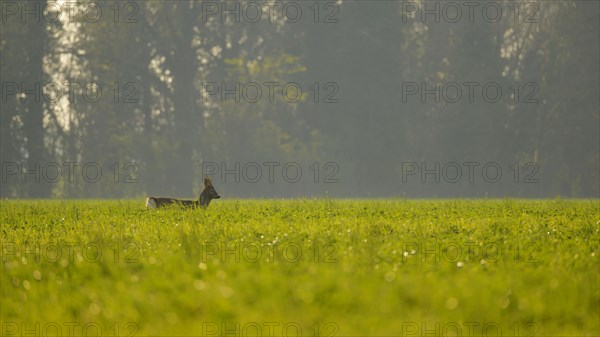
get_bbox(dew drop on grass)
[198,262,207,270]
[499,296,510,309]
[445,297,458,310]
[518,298,530,310]
[194,279,206,291]
[219,286,234,298]
[89,302,101,315]
[456,261,464,268]
[298,290,314,303]
[22,280,31,290]
[33,270,41,280]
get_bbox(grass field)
[1,199,598,336]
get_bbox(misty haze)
[1,1,598,336]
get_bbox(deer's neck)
[199,191,211,207]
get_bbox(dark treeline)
[1,0,598,198]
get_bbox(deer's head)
[200,176,220,206]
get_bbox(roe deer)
[146,176,220,209]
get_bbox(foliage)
[0,1,598,197]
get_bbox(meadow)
[1,199,598,336]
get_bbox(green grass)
[1,199,599,336]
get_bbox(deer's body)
[146,177,220,209]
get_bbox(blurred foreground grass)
[1,199,599,336]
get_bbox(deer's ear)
[204,176,212,186]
